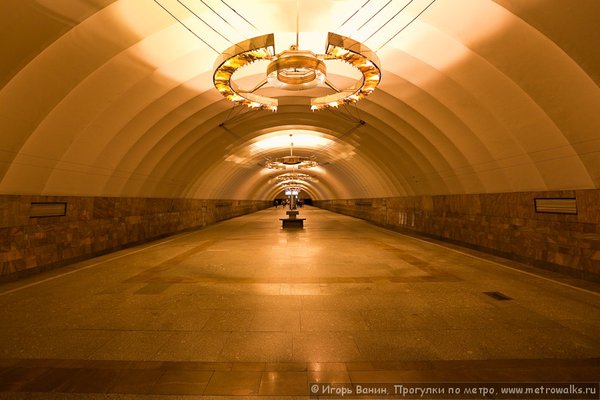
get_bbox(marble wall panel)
[315,189,600,280]
[0,196,270,280]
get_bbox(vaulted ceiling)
[1,0,599,200]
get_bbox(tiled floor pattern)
[0,358,598,396]
[0,207,599,397]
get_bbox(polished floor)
[0,206,599,399]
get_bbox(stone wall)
[315,190,600,281]
[0,196,270,280]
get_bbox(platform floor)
[0,206,599,399]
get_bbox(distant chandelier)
[275,172,314,182]
[265,134,318,170]
[213,32,381,112]
[266,156,318,170]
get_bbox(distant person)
[273,199,278,208]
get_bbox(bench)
[280,210,305,228]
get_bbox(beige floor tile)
[152,331,228,361]
[258,371,308,395]
[203,371,262,395]
[249,310,301,331]
[220,332,293,362]
[152,369,213,395]
[300,310,369,331]
[292,332,362,362]
[90,331,172,361]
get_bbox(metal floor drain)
[483,291,513,301]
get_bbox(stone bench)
[280,210,305,228]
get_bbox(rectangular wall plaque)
[534,198,577,214]
[30,202,67,218]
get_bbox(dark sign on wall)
[30,202,67,218]
[534,198,577,214]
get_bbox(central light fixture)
[265,133,318,170]
[266,155,318,170]
[275,172,314,182]
[213,32,381,111]
[266,46,326,90]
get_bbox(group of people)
[273,199,285,208]
[273,199,303,209]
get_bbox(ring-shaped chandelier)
[265,133,319,170]
[266,156,318,170]
[275,172,314,182]
[213,32,381,112]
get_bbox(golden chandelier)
[213,32,381,112]
[265,156,318,170]
[265,134,318,170]
[275,172,314,182]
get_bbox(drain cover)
[483,291,513,301]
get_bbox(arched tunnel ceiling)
[1,0,599,200]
